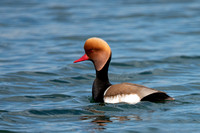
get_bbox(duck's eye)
[88,49,94,53]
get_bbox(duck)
[74,37,174,104]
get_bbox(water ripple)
[1,94,73,102]
[28,109,93,116]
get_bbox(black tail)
[141,92,174,102]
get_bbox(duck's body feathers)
[103,83,173,104]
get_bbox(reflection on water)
[81,114,142,130]
[81,115,112,130]
[81,103,145,131]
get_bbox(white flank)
[104,94,141,104]
[104,86,111,96]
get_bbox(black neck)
[92,55,112,102]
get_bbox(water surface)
[0,0,200,132]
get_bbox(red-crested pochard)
[74,37,174,104]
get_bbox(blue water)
[0,0,200,132]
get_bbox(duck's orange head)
[74,37,111,71]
